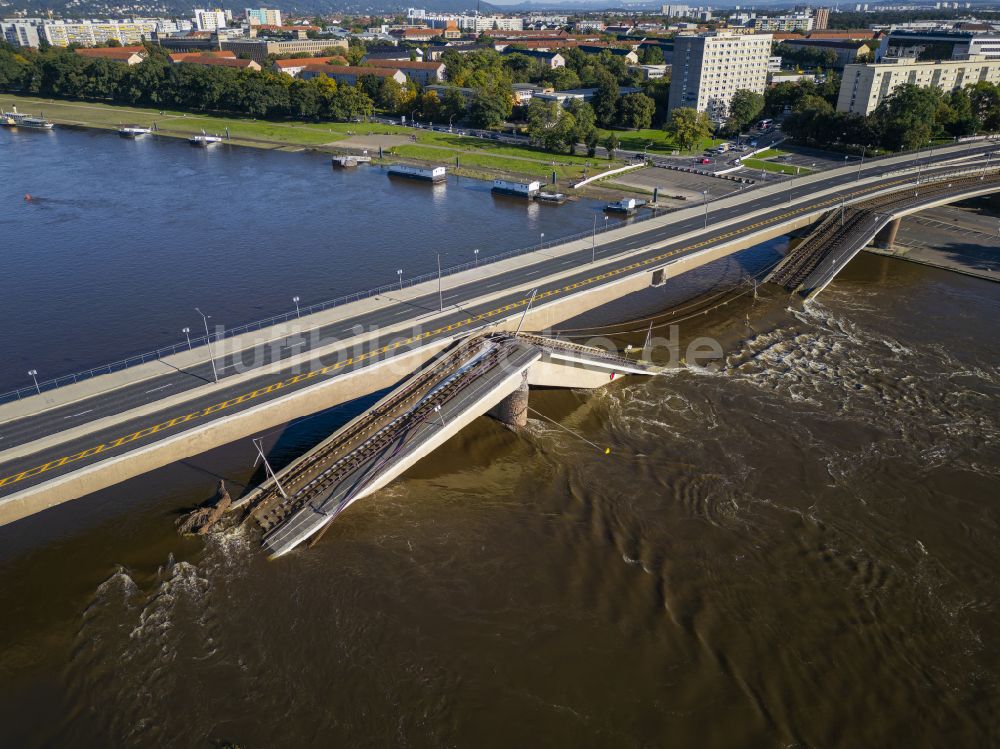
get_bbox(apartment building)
[754,14,814,33]
[40,19,158,46]
[1,20,43,47]
[668,32,773,121]
[246,8,282,26]
[193,9,229,31]
[837,55,1000,114]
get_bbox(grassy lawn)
[0,94,358,145]
[393,144,592,180]
[597,127,723,155]
[750,148,789,160]
[414,129,606,165]
[740,158,811,175]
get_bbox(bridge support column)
[492,371,528,430]
[874,217,902,250]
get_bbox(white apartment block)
[754,14,814,32]
[1,20,43,47]
[40,19,158,46]
[193,9,229,31]
[837,55,1000,115]
[405,9,522,32]
[668,32,773,121]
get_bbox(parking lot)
[610,165,747,203]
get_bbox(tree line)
[0,43,376,121]
[768,77,1000,151]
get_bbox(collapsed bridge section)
[235,333,661,558]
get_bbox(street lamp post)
[28,369,40,394]
[182,327,191,349]
[436,253,443,312]
[703,189,710,229]
[592,213,597,263]
[397,268,403,290]
[540,232,545,246]
[292,296,300,318]
[195,307,219,384]
[474,248,479,266]
[449,113,456,132]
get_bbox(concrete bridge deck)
[235,332,661,558]
[2,140,999,527]
[767,169,1000,297]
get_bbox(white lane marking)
[64,409,94,419]
[145,383,173,394]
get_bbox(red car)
[697,157,712,164]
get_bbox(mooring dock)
[237,332,661,557]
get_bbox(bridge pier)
[491,370,529,429]
[874,217,902,250]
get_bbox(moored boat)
[1,107,53,129]
[189,130,223,146]
[118,125,151,138]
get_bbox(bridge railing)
[3,139,998,405]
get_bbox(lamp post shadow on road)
[195,307,220,384]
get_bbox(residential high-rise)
[1,20,43,47]
[38,19,158,46]
[667,32,773,121]
[246,8,282,26]
[194,9,229,31]
[814,7,831,30]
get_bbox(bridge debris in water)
[235,332,661,558]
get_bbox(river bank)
[0,93,638,195]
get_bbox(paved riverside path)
[0,141,996,508]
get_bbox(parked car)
[697,157,712,164]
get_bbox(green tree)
[591,68,620,128]
[640,45,664,65]
[604,132,620,159]
[619,92,655,130]
[725,89,765,133]
[969,81,1000,132]
[439,87,467,124]
[376,76,406,112]
[665,107,711,151]
[782,94,836,144]
[468,84,512,128]
[527,99,578,153]
[870,84,940,151]
[565,99,596,149]
[420,89,441,121]
[346,44,366,66]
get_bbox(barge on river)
[387,164,447,183]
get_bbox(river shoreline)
[0,93,639,198]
